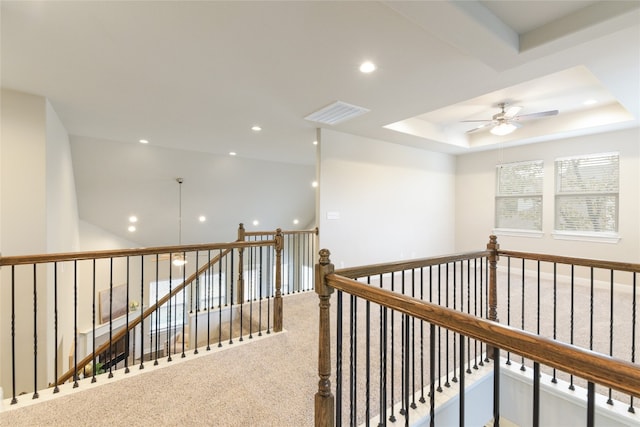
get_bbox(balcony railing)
[314,236,640,426]
[0,224,317,405]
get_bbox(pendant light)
[172,177,187,267]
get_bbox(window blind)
[495,160,544,231]
[555,152,619,233]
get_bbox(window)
[555,152,619,234]
[495,160,544,232]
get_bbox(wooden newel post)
[274,228,283,332]
[315,249,335,427]
[487,235,500,359]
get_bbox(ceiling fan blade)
[460,119,492,123]
[504,106,522,118]
[466,123,492,134]
[514,110,559,121]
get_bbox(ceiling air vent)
[305,101,370,125]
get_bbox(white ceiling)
[2,1,639,248]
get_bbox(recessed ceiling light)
[293,219,299,225]
[128,225,136,232]
[139,139,149,144]
[312,181,318,188]
[252,220,259,226]
[129,215,138,223]
[251,125,262,132]
[359,61,376,73]
[199,215,206,222]
[313,140,318,145]
[229,152,237,156]
[583,99,597,105]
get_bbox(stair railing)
[315,236,640,426]
[0,225,298,405]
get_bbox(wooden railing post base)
[315,249,335,427]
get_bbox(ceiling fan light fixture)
[490,122,518,136]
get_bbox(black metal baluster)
[459,334,465,427]
[32,264,39,399]
[92,260,98,378]
[390,273,397,422]
[420,267,426,404]
[590,267,594,353]
[181,252,186,357]
[587,382,595,427]
[479,259,485,366]
[474,259,479,370]
[493,345,500,427]
[249,246,254,340]
[466,260,472,374]
[552,263,557,383]
[403,314,410,427]
[108,258,114,376]
[11,265,18,404]
[569,265,575,390]
[630,272,637,413]
[379,274,388,426]
[53,262,60,392]
[506,257,511,365]
[400,271,407,416]
[266,242,272,334]
[533,362,540,427]
[139,255,144,369]
[218,250,223,348]
[258,244,263,336]
[240,247,248,342]
[607,269,614,405]
[437,265,442,392]
[229,250,234,345]
[429,323,435,427]
[206,251,212,351]
[336,290,343,427]
[194,252,200,355]
[520,258,525,372]
[452,263,457,385]
[365,292,371,425]
[167,258,173,361]
[350,294,357,426]
[411,269,417,410]
[125,257,130,373]
[73,260,79,387]
[154,255,159,365]
[445,264,451,388]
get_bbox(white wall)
[0,89,83,395]
[1,89,48,395]
[455,128,640,263]
[317,129,456,268]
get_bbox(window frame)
[494,159,545,236]
[553,152,620,243]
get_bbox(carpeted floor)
[0,292,320,427]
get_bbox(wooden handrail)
[0,240,274,267]
[243,227,318,238]
[497,249,640,273]
[325,272,640,398]
[335,250,490,279]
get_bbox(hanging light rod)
[173,177,187,267]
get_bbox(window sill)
[551,231,620,244]
[493,229,544,238]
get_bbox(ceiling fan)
[463,102,559,136]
